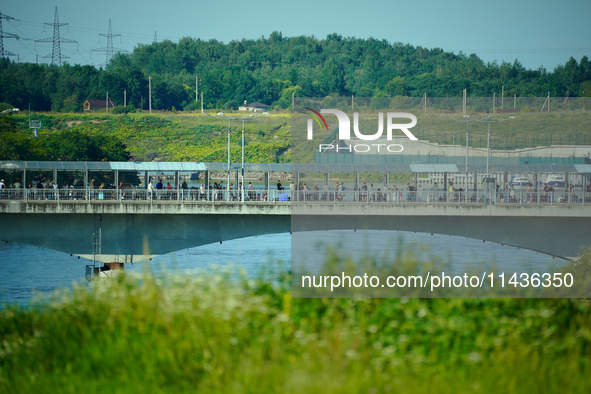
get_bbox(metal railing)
[289,188,590,206]
[1,187,589,206]
[0,187,293,203]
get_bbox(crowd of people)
[2,176,591,204]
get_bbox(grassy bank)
[9,109,591,163]
[11,112,291,163]
[1,265,590,393]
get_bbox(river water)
[0,231,563,307]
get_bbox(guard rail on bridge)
[0,187,590,206]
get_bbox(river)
[0,231,564,307]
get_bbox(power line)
[91,19,128,66]
[35,6,77,66]
[0,10,20,57]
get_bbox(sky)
[1,0,590,71]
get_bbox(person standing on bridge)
[448,181,455,202]
[148,180,155,200]
[248,182,254,201]
[361,182,368,202]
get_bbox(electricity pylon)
[35,6,77,66]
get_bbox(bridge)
[1,161,591,264]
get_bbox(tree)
[275,85,302,109]
[384,76,408,96]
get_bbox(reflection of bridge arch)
[1,201,590,261]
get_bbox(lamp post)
[474,116,515,176]
[440,114,484,189]
[242,120,245,203]
[441,114,515,187]
[205,111,266,202]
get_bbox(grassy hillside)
[8,108,591,163]
[11,112,291,163]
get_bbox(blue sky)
[2,0,590,71]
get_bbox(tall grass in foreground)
[0,265,590,393]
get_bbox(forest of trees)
[2,32,591,112]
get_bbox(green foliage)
[39,129,130,161]
[385,76,408,96]
[0,254,590,392]
[0,115,18,133]
[1,41,591,112]
[0,131,45,160]
[0,102,15,111]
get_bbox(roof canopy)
[1,161,590,174]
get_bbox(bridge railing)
[290,188,590,206]
[1,187,589,206]
[0,188,294,204]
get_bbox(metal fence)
[412,131,591,150]
[315,153,587,165]
[1,187,589,206]
[0,188,291,203]
[290,189,590,206]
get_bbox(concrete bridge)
[1,160,590,263]
[1,194,590,261]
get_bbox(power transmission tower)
[91,19,128,67]
[35,6,77,66]
[0,10,20,57]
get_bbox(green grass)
[11,112,291,163]
[10,108,591,163]
[1,257,591,393]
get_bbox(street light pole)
[466,120,469,191]
[227,118,231,198]
[442,115,515,183]
[487,123,491,176]
[476,116,515,176]
[242,120,245,203]
[204,111,266,203]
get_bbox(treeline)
[2,32,591,111]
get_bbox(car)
[545,175,565,187]
[509,176,533,187]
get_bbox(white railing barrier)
[1,187,589,206]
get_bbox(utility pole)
[196,76,198,103]
[106,92,109,114]
[462,89,467,113]
[149,76,152,113]
[493,92,495,113]
[227,119,231,195]
[501,85,504,109]
[91,19,127,66]
[35,7,77,66]
[124,90,126,108]
[0,10,19,58]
